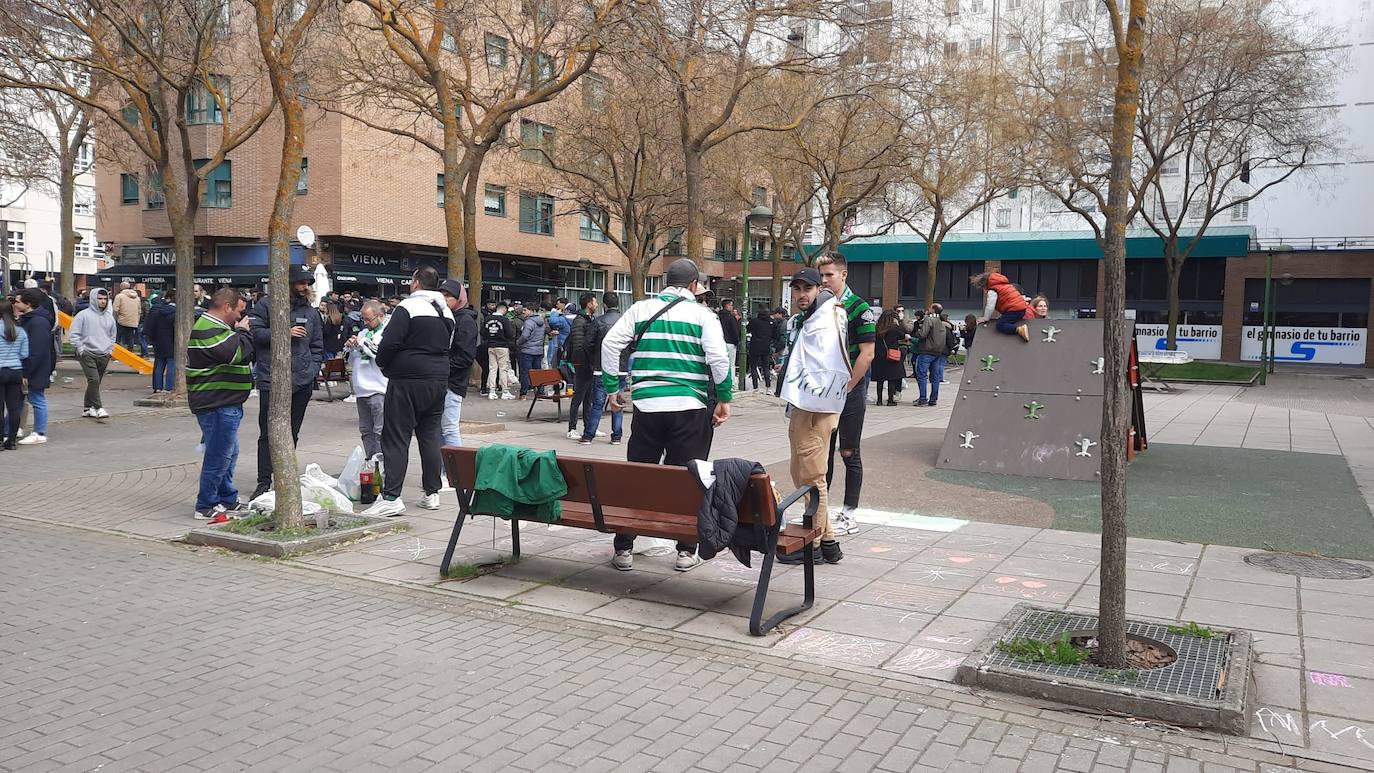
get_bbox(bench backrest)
[320,357,347,378]
[442,446,780,528]
[527,368,563,389]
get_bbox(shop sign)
[1241,326,1366,365]
[1134,324,1223,360]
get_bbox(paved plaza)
[4,362,1374,771]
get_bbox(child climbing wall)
[971,272,1032,342]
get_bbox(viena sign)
[1134,324,1222,360]
[1241,326,1367,365]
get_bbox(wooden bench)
[524,367,567,421]
[440,446,821,636]
[317,357,349,400]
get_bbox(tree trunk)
[264,98,309,531]
[441,136,467,285]
[1164,250,1182,351]
[1097,0,1149,670]
[462,148,486,304]
[163,165,197,403]
[925,239,942,309]
[770,236,785,309]
[683,146,703,267]
[58,158,76,299]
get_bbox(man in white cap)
[601,258,733,572]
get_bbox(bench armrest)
[776,484,819,530]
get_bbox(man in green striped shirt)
[602,258,733,572]
[817,252,876,537]
[186,288,255,520]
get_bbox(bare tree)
[0,0,275,400]
[628,0,834,266]
[1135,0,1337,348]
[542,71,685,301]
[322,0,620,302]
[250,0,331,529]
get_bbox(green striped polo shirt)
[602,290,733,412]
[186,313,254,414]
[838,287,877,366]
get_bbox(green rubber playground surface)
[928,443,1374,559]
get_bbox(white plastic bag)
[302,463,340,490]
[247,490,326,517]
[302,483,354,514]
[338,446,365,501]
[634,537,676,557]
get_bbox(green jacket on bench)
[472,444,568,522]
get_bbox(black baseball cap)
[790,267,822,287]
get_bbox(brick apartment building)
[94,103,737,308]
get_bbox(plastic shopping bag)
[338,446,365,501]
[248,489,330,517]
[302,483,355,514]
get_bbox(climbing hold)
[1090,357,1105,375]
[1042,326,1061,343]
[1023,401,1045,420]
[1075,438,1098,457]
[981,354,1000,372]
[958,431,979,449]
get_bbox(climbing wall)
[936,319,1140,482]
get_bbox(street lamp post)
[1258,244,1294,386]
[739,205,774,388]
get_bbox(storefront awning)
[332,270,400,285]
[94,264,269,286]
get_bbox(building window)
[441,30,457,52]
[713,233,738,261]
[995,208,1012,228]
[195,159,232,208]
[1161,156,1180,175]
[74,185,95,215]
[485,33,507,67]
[752,186,767,206]
[76,141,93,172]
[580,207,608,242]
[4,225,23,255]
[1007,0,1022,7]
[521,49,555,89]
[944,0,959,16]
[1004,33,1022,52]
[145,167,164,210]
[75,230,94,259]
[968,37,985,56]
[583,72,607,109]
[484,184,506,216]
[1059,0,1088,20]
[186,75,229,124]
[1058,41,1087,69]
[944,41,959,58]
[437,173,445,207]
[644,275,664,295]
[519,119,555,165]
[1230,200,1249,222]
[120,173,139,205]
[664,229,684,256]
[969,0,984,11]
[295,157,308,194]
[613,272,632,294]
[522,0,556,24]
[561,267,606,293]
[519,192,555,235]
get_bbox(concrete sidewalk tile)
[934,533,1029,556]
[712,590,834,625]
[512,585,616,614]
[1188,579,1298,610]
[941,592,1030,623]
[949,522,1043,541]
[881,562,985,592]
[629,578,753,611]
[912,547,1007,572]
[560,565,666,597]
[910,617,996,654]
[1084,568,1194,596]
[847,581,962,616]
[439,574,537,600]
[1025,530,1105,550]
[1304,673,1374,723]
[880,644,965,682]
[1250,632,1303,670]
[991,555,1098,584]
[1303,712,1374,760]
[965,574,1080,607]
[491,557,587,584]
[1300,588,1374,619]
[1250,663,1304,711]
[1125,538,1204,559]
[1194,559,1298,589]
[772,628,903,669]
[1298,577,1374,599]
[673,612,777,647]
[296,551,408,575]
[805,601,933,643]
[1070,586,1183,621]
[1302,638,1374,680]
[1301,612,1374,644]
[369,562,444,584]
[1179,598,1298,635]
[588,598,703,629]
[841,539,928,563]
[816,554,907,580]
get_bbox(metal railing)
[1250,236,1374,251]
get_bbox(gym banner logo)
[1241,326,1366,365]
[1135,324,1222,360]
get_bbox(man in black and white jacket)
[364,266,454,517]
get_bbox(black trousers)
[825,377,868,511]
[476,343,489,392]
[381,379,447,500]
[255,386,312,495]
[567,366,596,432]
[613,407,714,553]
[746,349,772,390]
[0,371,23,447]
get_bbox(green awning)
[811,227,1255,263]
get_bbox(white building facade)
[0,126,102,287]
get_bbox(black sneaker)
[194,505,225,520]
[820,539,844,564]
[777,545,825,565]
[927,400,938,407]
[913,398,928,406]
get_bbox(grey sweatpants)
[78,351,111,410]
[356,393,385,458]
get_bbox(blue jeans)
[916,353,946,402]
[29,388,48,434]
[996,309,1028,335]
[442,391,463,446]
[517,353,542,395]
[610,376,626,440]
[546,340,560,367]
[581,379,609,441]
[194,405,243,512]
[152,357,174,391]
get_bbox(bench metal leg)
[440,490,474,577]
[749,522,815,636]
[526,394,538,420]
[509,518,521,560]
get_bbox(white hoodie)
[349,318,388,398]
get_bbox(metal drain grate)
[1244,552,1373,580]
[985,610,1229,700]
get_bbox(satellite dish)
[296,225,316,248]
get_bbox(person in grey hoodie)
[68,287,117,418]
[514,305,547,398]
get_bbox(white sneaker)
[566,429,580,440]
[362,498,406,517]
[95,408,110,419]
[611,549,634,571]
[81,408,94,418]
[501,392,515,400]
[250,389,259,397]
[488,391,499,400]
[418,493,441,511]
[15,428,24,438]
[17,433,46,445]
[594,430,607,438]
[832,511,860,536]
[342,394,357,403]
[438,475,455,493]
[674,551,704,572]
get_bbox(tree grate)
[985,609,1231,701]
[1243,552,1373,580]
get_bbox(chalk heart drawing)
[979,577,1067,601]
[1254,707,1374,753]
[889,647,963,673]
